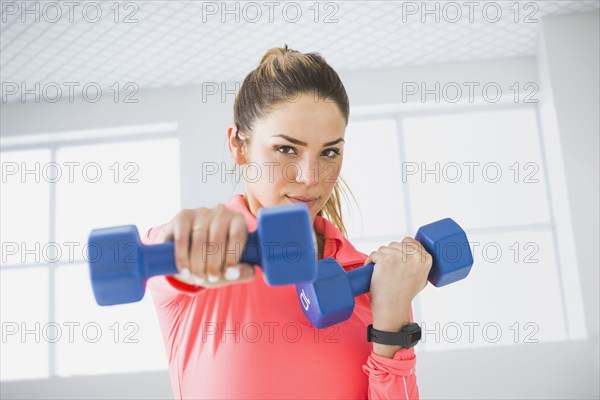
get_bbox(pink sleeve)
[141,222,170,245]
[362,300,420,399]
[363,348,419,399]
[346,257,421,399]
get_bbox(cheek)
[247,150,278,183]
[252,160,292,188]
[278,164,300,183]
[321,160,342,184]
[270,160,308,184]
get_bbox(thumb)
[161,223,174,243]
[363,256,372,266]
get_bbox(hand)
[159,205,256,288]
[364,237,433,330]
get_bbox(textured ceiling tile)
[1,0,599,101]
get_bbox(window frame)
[346,101,579,348]
[1,124,178,379]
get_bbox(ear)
[227,124,247,164]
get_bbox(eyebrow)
[272,134,345,147]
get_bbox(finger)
[388,240,419,258]
[400,236,421,247]
[364,245,394,265]
[369,250,387,264]
[204,262,255,287]
[388,241,405,250]
[375,246,396,255]
[397,238,432,266]
[206,206,229,283]
[162,213,184,242]
[400,237,423,256]
[225,213,247,268]
[401,236,417,243]
[189,209,211,283]
[223,264,242,281]
[161,223,174,243]
[172,267,202,286]
[172,210,194,273]
[368,245,401,267]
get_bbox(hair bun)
[259,44,293,67]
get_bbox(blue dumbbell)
[296,218,474,329]
[89,203,317,306]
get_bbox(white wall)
[536,11,600,386]
[0,84,236,210]
[1,12,598,399]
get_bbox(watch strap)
[367,323,422,348]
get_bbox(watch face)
[402,324,422,346]
[406,329,422,342]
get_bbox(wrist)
[372,321,410,332]
[372,305,412,332]
[372,342,403,358]
[370,322,420,358]
[371,303,413,358]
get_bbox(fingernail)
[207,274,219,283]
[225,267,240,281]
[194,276,205,285]
[180,268,190,279]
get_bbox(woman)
[143,45,432,399]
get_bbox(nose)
[293,156,319,186]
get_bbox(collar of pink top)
[226,194,367,268]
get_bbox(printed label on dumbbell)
[300,289,311,311]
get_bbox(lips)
[288,196,318,202]
[286,196,319,207]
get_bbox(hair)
[233,45,358,237]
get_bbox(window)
[1,126,180,380]
[342,119,407,238]
[343,105,585,352]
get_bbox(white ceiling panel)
[1,0,598,102]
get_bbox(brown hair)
[233,45,358,237]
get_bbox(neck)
[242,194,258,218]
[243,194,325,259]
[316,233,325,260]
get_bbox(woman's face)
[231,92,346,221]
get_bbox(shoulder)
[315,214,368,269]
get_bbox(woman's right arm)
[145,204,257,288]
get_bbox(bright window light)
[402,108,550,230]
[1,149,51,266]
[343,119,407,238]
[1,132,180,380]
[1,267,50,381]
[343,107,585,352]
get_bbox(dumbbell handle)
[344,224,460,296]
[140,231,261,280]
[346,257,435,297]
[346,263,374,297]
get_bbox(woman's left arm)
[361,237,433,400]
[362,303,420,400]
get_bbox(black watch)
[367,323,422,348]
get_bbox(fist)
[159,205,256,288]
[365,237,433,328]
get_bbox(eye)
[322,148,341,158]
[276,145,297,155]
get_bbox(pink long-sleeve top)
[142,194,419,399]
